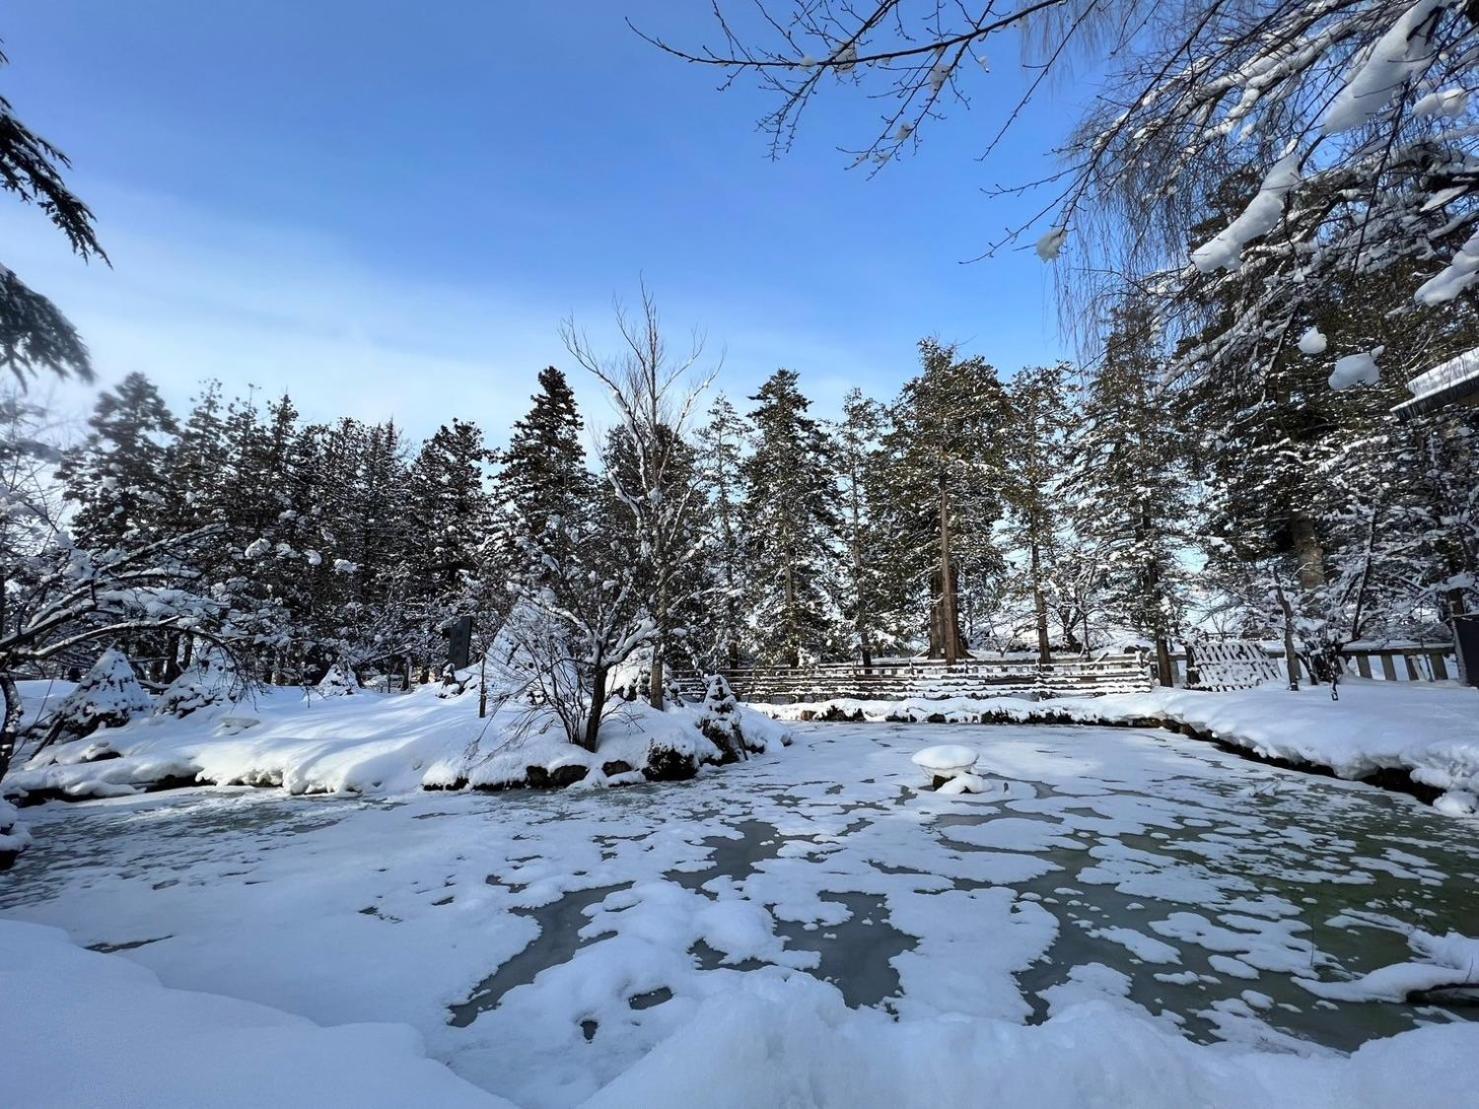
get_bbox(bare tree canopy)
[643,2,1479,381]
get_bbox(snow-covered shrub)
[316,663,359,698]
[36,648,152,745]
[0,798,29,870]
[156,648,239,718]
[696,674,747,763]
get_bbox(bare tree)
[561,283,718,709]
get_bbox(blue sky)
[2,1,1090,444]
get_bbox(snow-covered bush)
[156,648,239,718]
[36,648,152,745]
[316,663,359,698]
[696,674,747,763]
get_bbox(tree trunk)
[938,475,960,666]
[1290,513,1327,593]
[649,650,664,711]
[0,669,21,784]
[783,559,799,668]
[582,665,609,753]
[1154,636,1174,688]
[1030,536,1051,664]
[1275,579,1301,691]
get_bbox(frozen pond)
[2,722,1476,1107]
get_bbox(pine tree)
[694,395,751,668]
[495,367,592,570]
[1002,364,1074,662]
[58,372,178,549]
[1070,300,1195,681]
[742,369,839,667]
[880,341,1007,660]
[832,388,896,666]
[410,419,494,597]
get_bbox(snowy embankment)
[2,680,791,806]
[4,917,1476,1109]
[0,918,509,1109]
[756,681,1479,815]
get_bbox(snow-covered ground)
[759,681,1479,815]
[3,719,1477,1106]
[3,679,788,804]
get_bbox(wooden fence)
[672,642,1461,704]
[670,655,1153,703]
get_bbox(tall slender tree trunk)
[939,475,959,666]
[783,559,799,668]
[1154,636,1174,688]
[1029,535,1051,664]
[1274,578,1301,691]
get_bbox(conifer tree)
[833,388,895,666]
[1002,364,1074,662]
[495,367,592,571]
[694,395,751,668]
[58,373,177,549]
[742,369,839,666]
[880,341,1006,661]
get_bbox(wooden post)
[1355,654,1372,679]
[1379,653,1398,682]
[939,473,959,667]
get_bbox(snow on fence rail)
[670,655,1153,703]
[672,642,1461,704]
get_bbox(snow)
[757,681,1479,816]
[1403,345,1479,400]
[1298,930,1479,1003]
[1297,326,1327,355]
[1413,87,1468,118]
[911,744,978,772]
[4,717,1479,1106]
[1322,0,1446,134]
[3,682,786,803]
[1190,152,1300,272]
[0,918,509,1108]
[1035,226,1068,262]
[1329,347,1383,390]
[1415,228,1479,305]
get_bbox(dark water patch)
[448,882,631,1027]
[776,892,915,1010]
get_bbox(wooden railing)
[1158,644,1459,687]
[670,655,1153,703]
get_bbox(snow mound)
[0,918,509,1108]
[1297,929,1479,1003]
[1329,348,1382,390]
[912,745,979,772]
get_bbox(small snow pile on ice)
[1297,327,1327,356]
[316,663,359,698]
[38,647,152,743]
[1434,788,1477,817]
[1323,1,1447,134]
[1298,929,1479,1003]
[1191,152,1299,272]
[156,648,239,718]
[913,744,989,792]
[1328,347,1382,390]
[1035,226,1068,262]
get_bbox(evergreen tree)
[879,341,1007,660]
[694,395,751,669]
[58,372,177,549]
[742,369,839,667]
[832,388,896,666]
[1001,363,1074,661]
[1070,300,1196,681]
[495,367,592,571]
